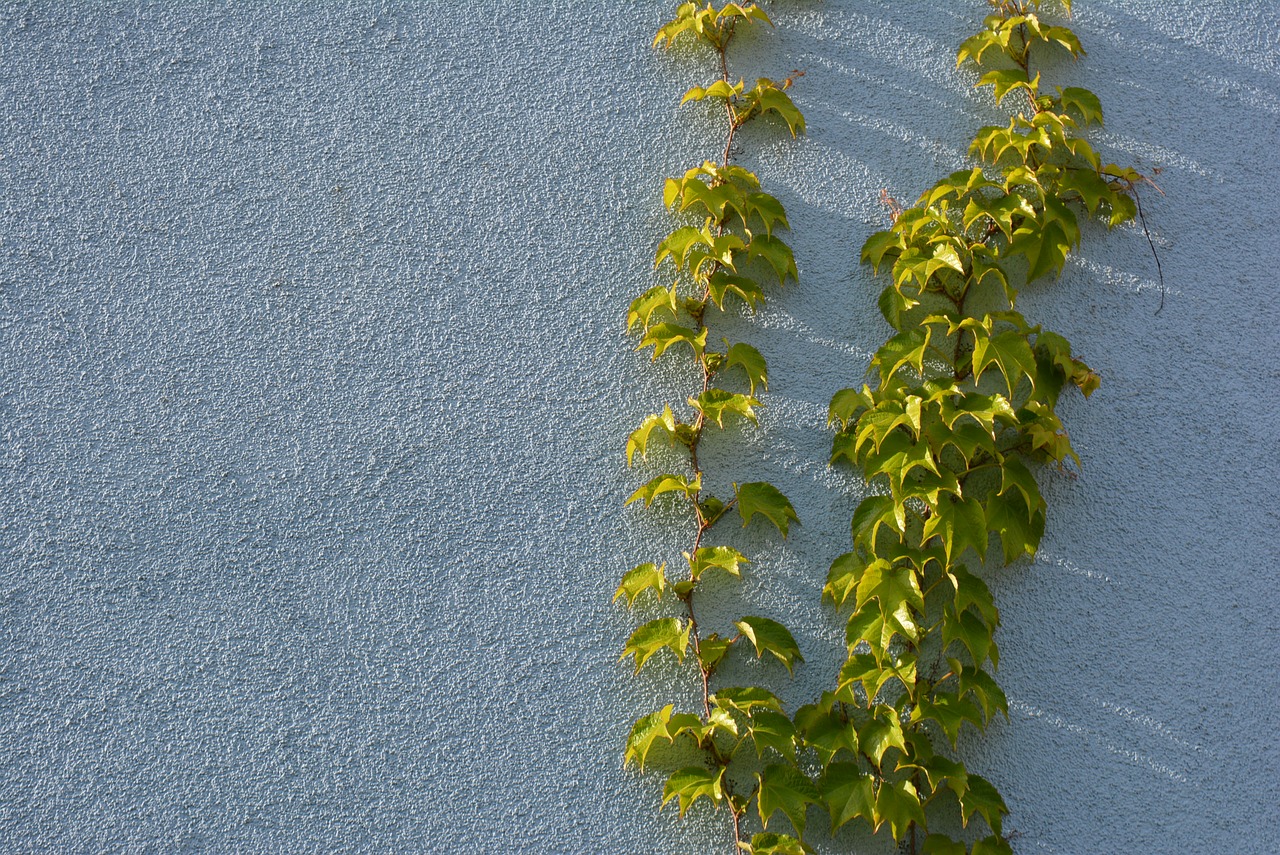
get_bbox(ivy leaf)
[977,68,1035,105]
[662,766,724,818]
[724,341,769,395]
[747,191,790,236]
[627,285,678,333]
[626,473,701,508]
[922,835,967,855]
[819,762,876,832]
[713,686,784,714]
[691,388,761,428]
[875,778,926,841]
[953,661,1010,722]
[824,551,866,609]
[735,615,804,674]
[757,764,820,838]
[846,600,917,659]
[626,406,678,466]
[851,494,901,551]
[840,652,916,705]
[873,327,930,383]
[747,234,799,284]
[687,545,750,581]
[859,706,907,767]
[959,774,1008,836]
[755,85,806,137]
[985,487,1046,563]
[654,225,703,270]
[971,838,1013,855]
[943,607,998,670]
[614,562,667,608]
[972,328,1036,398]
[913,691,985,747]
[743,833,807,855]
[622,617,690,672]
[736,482,799,537]
[639,322,708,360]
[747,709,799,761]
[624,705,675,770]
[794,699,859,767]
[682,79,743,104]
[921,495,989,564]
[708,271,766,311]
[697,632,735,672]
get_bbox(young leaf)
[639,322,708,360]
[624,705,675,770]
[708,271,766,311]
[622,617,691,672]
[794,700,859,767]
[858,706,907,766]
[757,764,820,839]
[688,545,750,580]
[735,615,804,674]
[747,233,799,284]
[735,482,799,537]
[724,341,769,395]
[614,562,667,608]
[626,473,701,508]
[713,686,784,714]
[690,388,761,427]
[627,285,678,333]
[626,406,678,466]
[662,766,725,818]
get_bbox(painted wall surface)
[2,2,1277,852]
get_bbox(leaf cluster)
[818,2,1139,850]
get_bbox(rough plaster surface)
[1,1,1277,852]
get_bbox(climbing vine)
[820,1,1143,852]
[616,3,812,853]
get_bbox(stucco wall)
[1,1,1277,852]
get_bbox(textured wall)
[1,1,1277,852]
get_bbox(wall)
[1,1,1277,852]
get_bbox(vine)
[617,4,813,854]
[819,2,1144,852]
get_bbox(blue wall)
[2,2,1277,852]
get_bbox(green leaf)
[972,836,1014,855]
[662,766,724,817]
[850,494,901,551]
[747,191,790,236]
[735,615,804,674]
[688,545,750,580]
[943,607,997,669]
[626,406,678,466]
[755,85,806,137]
[614,562,667,608]
[622,617,691,672]
[861,229,905,274]
[627,285,678,333]
[977,68,1035,105]
[823,551,866,609]
[713,686,784,714]
[743,833,806,855]
[913,691,985,747]
[691,388,761,428]
[638,322,708,360]
[839,652,916,705]
[624,704,674,770]
[985,486,1045,563]
[736,482,799,537]
[922,834,967,855]
[708,271,766,311]
[972,328,1037,398]
[757,764,820,838]
[859,706,907,766]
[747,709,799,761]
[875,778,926,841]
[819,762,876,832]
[921,495,989,564]
[959,774,1008,836]
[724,341,769,395]
[794,699,858,767]
[626,473,700,508]
[747,234,799,284]
[697,632,735,672]
[954,662,1009,722]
